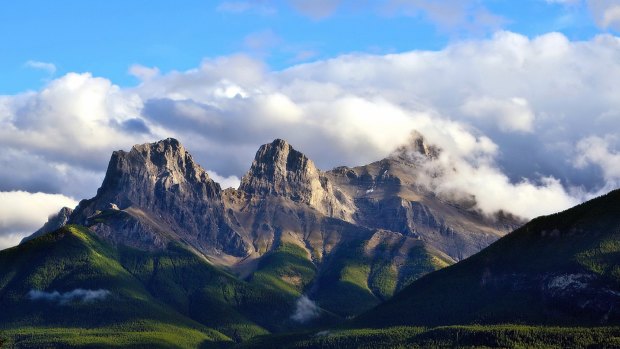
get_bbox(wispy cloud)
[216,1,276,15]
[589,0,620,30]
[128,64,160,81]
[291,295,321,323]
[24,60,57,75]
[217,0,505,31]
[545,0,581,4]
[207,170,241,189]
[289,49,320,63]
[28,289,111,305]
[243,29,282,52]
[287,0,342,20]
[545,0,620,31]
[384,0,506,34]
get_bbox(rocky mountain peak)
[254,138,310,175]
[131,137,184,159]
[239,139,318,197]
[69,138,248,256]
[390,131,440,163]
[239,139,355,219]
[97,138,217,204]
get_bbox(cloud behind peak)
[1,31,620,250]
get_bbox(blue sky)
[0,0,610,93]
[1,0,620,248]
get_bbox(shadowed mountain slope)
[0,225,338,346]
[356,188,620,327]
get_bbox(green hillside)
[311,236,450,317]
[248,243,317,296]
[0,322,229,349]
[0,225,311,347]
[0,222,449,347]
[355,189,620,328]
[0,225,231,348]
[236,325,620,349]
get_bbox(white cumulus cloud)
[575,135,620,185]
[461,96,535,133]
[1,31,620,250]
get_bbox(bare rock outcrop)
[69,138,248,256]
[239,139,355,221]
[21,207,73,243]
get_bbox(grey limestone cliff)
[239,139,355,221]
[69,138,248,256]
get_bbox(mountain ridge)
[23,136,521,319]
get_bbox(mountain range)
[45,137,518,316]
[0,137,618,348]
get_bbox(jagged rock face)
[34,136,518,266]
[98,138,220,207]
[70,138,248,256]
[239,139,355,221]
[325,135,521,261]
[87,208,170,251]
[67,136,517,264]
[21,207,73,243]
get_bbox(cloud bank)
[1,31,620,248]
[28,289,111,305]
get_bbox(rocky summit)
[238,139,355,221]
[69,138,247,255]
